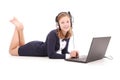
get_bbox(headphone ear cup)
[56,22,59,29]
[58,23,61,30]
[68,11,73,28]
[56,22,58,28]
[56,22,61,30]
[70,18,72,28]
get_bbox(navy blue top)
[44,29,70,59]
[18,29,70,59]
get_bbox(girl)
[9,12,78,59]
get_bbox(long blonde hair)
[56,12,73,39]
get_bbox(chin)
[64,28,70,31]
[64,29,69,32]
[61,28,70,32]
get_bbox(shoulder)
[49,29,57,34]
[48,29,57,37]
[47,29,58,39]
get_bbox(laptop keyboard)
[71,55,87,61]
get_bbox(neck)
[61,30,67,36]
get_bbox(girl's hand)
[70,50,79,58]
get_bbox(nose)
[64,22,69,26]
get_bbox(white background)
[0,0,120,80]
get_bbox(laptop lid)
[86,36,111,62]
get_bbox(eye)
[61,22,64,24]
[67,20,70,23]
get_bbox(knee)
[9,49,18,56]
[9,50,15,56]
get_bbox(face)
[59,16,71,34]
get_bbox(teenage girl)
[9,12,79,59]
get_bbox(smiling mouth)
[64,26,69,29]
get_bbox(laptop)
[65,36,111,63]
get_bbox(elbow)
[48,52,56,59]
[48,54,55,59]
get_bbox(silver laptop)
[65,36,111,63]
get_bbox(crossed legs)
[9,17,25,56]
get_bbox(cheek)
[68,22,71,26]
[59,24,64,28]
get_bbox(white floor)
[0,47,120,80]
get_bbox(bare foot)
[10,17,24,31]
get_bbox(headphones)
[55,11,73,29]
[56,11,75,49]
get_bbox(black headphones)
[55,11,73,29]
